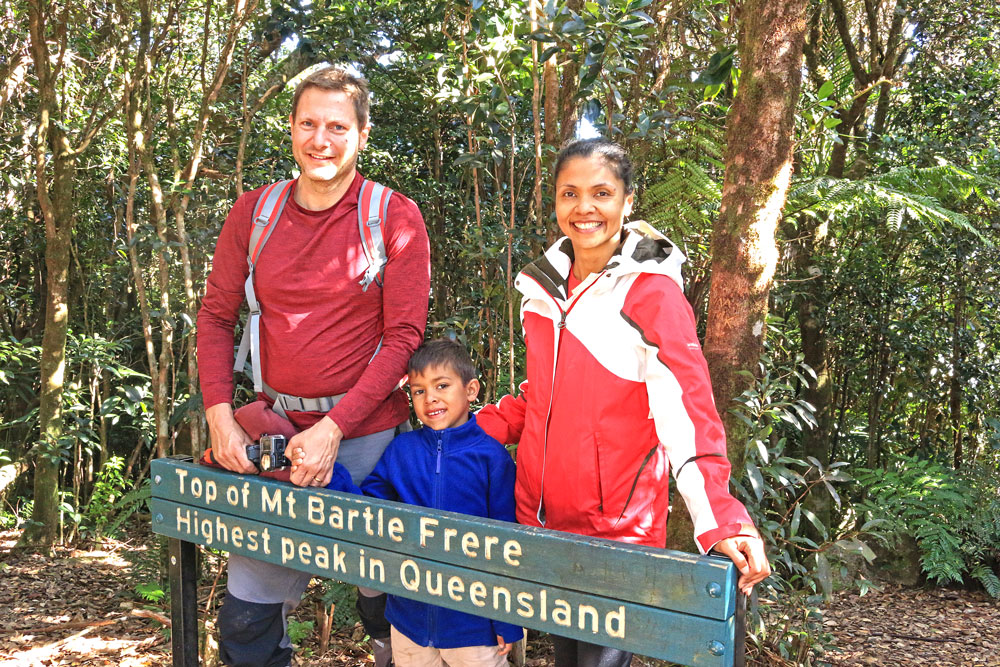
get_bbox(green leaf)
[817,80,835,100]
[695,46,736,86]
[540,45,560,63]
[824,116,843,129]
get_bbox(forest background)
[1,0,999,664]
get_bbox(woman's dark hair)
[408,339,477,384]
[553,138,635,194]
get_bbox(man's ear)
[465,378,481,403]
[358,123,372,151]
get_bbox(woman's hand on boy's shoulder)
[713,534,771,595]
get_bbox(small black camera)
[246,434,290,472]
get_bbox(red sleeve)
[325,192,430,436]
[476,381,529,445]
[622,273,757,553]
[196,190,261,409]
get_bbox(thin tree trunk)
[950,247,965,469]
[21,0,75,550]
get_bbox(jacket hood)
[515,221,685,302]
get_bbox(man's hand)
[713,535,771,595]
[496,635,512,657]
[289,416,343,487]
[205,403,256,474]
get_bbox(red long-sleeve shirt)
[197,172,430,437]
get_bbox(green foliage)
[287,618,315,648]
[79,454,152,541]
[134,581,166,603]
[320,580,361,630]
[729,327,886,665]
[855,457,1000,597]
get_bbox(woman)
[478,138,769,667]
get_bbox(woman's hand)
[713,535,770,595]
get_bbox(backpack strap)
[234,180,294,394]
[232,178,391,419]
[357,179,393,291]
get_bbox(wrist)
[205,403,235,427]
[318,416,343,442]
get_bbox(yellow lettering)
[605,606,625,638]
[281,537,295,563]
[504,540,522,566]
[388,517,404,542]
[516,592,534,618]
[462,532,479,557]
[308,496,325,525]
[400,560,419,591]
[469,581,487,607]
[493,586,512,613]
[484,535,499,560]
[444,527,458,551]
[419,517,438,547]
[315,545,329,570]
[447,576,465,601]
[579,605,599,633]
[552,599,572,627]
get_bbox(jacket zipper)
[428,433,443,645]
[531,271,606,526]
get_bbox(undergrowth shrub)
[855,456,1000,597]
[731,337,888,666]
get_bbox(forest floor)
[0,526,998,666]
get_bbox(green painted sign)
[151,458,742,666]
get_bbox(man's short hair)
[408,339,477,385]
[290,66,370,127]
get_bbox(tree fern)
[786,162,999,241]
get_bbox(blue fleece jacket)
[361,414,524,649]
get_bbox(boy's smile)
[409,365,480,431]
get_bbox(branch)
[828,0,870,84]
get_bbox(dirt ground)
[1,527,998,666]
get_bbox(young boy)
[361,339,524,667]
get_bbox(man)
[197,67,430,667]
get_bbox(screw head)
[171,555,177,566]
[708,640,725,656]
[154,475,162,484]
[706,582,723,598]
[155,513,164,523]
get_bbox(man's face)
[289,87,370,192]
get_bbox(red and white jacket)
[478,222,758,552]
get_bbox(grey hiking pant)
[218,422,406,667]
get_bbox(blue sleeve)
[360,443,400,501]
[325,462,362,495]
[487,442,517,523]
[492,620,525,644]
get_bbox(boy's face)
[408,365,480,431]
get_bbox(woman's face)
[555,155,634,265]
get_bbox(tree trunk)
[21,0,77,549]
[702,0,808,475]
[950,246,965,469]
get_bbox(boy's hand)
[713,535,771,595]
[496,635,512,656]
[289,416,343,487]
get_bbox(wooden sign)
[151,457,743,666]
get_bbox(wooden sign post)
[151,456,745,666]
